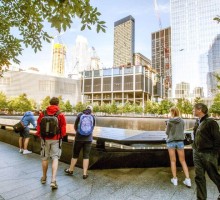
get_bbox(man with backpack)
[64,105,95,179]
[36,97,66,189]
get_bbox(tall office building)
[52,43,66,76]
[207,34,220,97]
[113,15,135,67]
[72,35,91,73]
[170,0,220,98]
[152,27,171,98]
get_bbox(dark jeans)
[72,141,92,159]
[193,150,220,200]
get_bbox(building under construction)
[81,65,163,107]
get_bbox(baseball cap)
[86,105,93,111]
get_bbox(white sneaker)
[171,178,178,186]
[183,178,191,188]
[19,149,23,153]
[23,150,32,154]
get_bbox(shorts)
[166,141,184,149]
[72,141,92,159]
[41,139,62,160]
[19,127,30,138]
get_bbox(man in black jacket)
[193,103,220,200]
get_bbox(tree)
[0,91,7,110]
[64,100,73,112]
[210,93,220,116]
[194,97,203,105]
[0,0,106,74]
[158,99,174,116]
[40,96,51,110]
[74,102,85,113]
[7,93,33,113]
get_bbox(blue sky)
[15,0,170,73]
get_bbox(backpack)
[78,114,94,136]
[40,110,61,138]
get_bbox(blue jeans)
[193,150,220,200]
[166,141,184,149]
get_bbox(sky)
[14,0,170,74]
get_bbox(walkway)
[0,141,219,200]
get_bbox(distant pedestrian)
[18,110,38,154]
[192,103,220,200]
[64,105,95,179]
[165,106,191,187]
[36,97,66,189]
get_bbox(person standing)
[19,110,38,154]
[64,105,95,179]
[165,106,191,187]
[192,103,220,200]
[36,97,66,189]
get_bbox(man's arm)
[211,120,220,151]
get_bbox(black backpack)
[40,110,61,138]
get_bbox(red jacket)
[36,105,66,140]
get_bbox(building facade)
[151,27,171,98]
[113,15,135,67]
[134,53,151,67]
[175,82,190,99]
[0,71,81,108]
[170,0,220,97]
[81,65,163,107]
[207,34,220,97]
[52,43,66,76]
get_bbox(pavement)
[0,141,219,200]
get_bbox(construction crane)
[153,0,162,30]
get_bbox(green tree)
[182,99,193,117]
[8,93,33,113]
[0,91,7,110]
[0,0,106,74]
[40,96,51,110]
[158,99,174,115]
[74,102,85,113]
[110,101,118,114]
[58,96,65,111]
[210,93,220,116]
[176,98,185,116]
[194,97,203,105]
[64,100,73,112]
[123,101,132,113]
[133,103,143,114]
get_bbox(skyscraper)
[152,27,171,98]
[113,15,135,67]
[170,0,220,98]
[52,43,66,76]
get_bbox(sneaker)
[50,181,58,189]
[171,178,178,186]
[19,149,23,153]
[83,174,88,179]
[41,177,47,184]
[64,168,73,175]
[23,150,32,155]
[183,178,191,188]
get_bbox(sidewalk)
[0,141,218,200]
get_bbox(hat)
[86,105,93,111]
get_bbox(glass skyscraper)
[170,0,220,97]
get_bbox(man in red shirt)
[36,97,66,189]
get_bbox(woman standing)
[64,105,95,179]
[166,106,191,187]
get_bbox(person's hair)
[170,106,180,117]
[194,103,208,115]
[49,97,59,105]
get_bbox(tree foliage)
[7,93,33,113]
[0,0,106,75]
[0,91,7,110]
[210,93,220,116]
[214,15,220,23]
